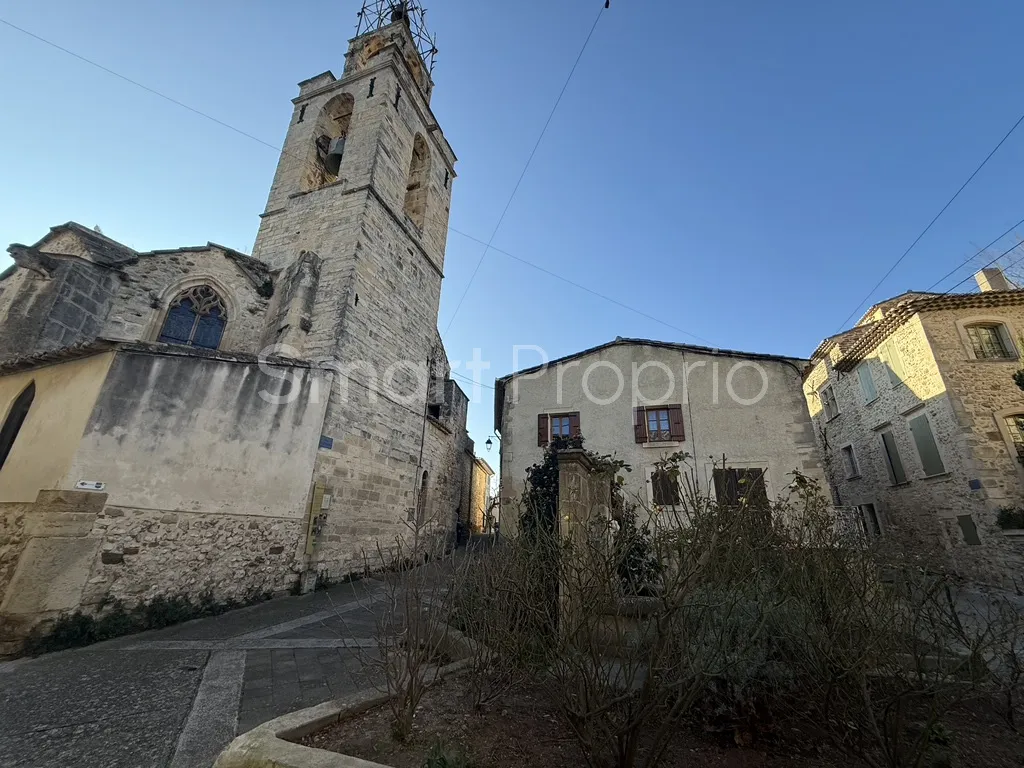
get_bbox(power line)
[446,224,714,344]
[1,12,712,347]
[449,369,495,391]
[924,215,1024,292]
[0,17,289,158]
[440,1,608,335]
[835,107,1024,331]
[941,238,1024,295]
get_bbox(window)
[880,339,906,387]
[633,404,685,443]
[880,429,907,485]
[0,381,35,472]
[858,503,882,537]
[158,286,227,350]
[820,384,839,421]
[857,363,878,403]
[841,444,860,478]
[651,468,681,506]
[404,133,431,229]
[957,514,981,545]
[1003,414,1024,463]
[537,412,580,446]
[908,413,945,476]
[713,467,768,507]
[966,323,1015,360]
[304,93,354,191]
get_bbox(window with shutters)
[908,412,946,476]
[841,444,860,478]
[857,363,878,403]
[879,428,908,485]
[633,404,685,443]
[0,381,35,473]
[819,384,839,421]
[965,323,1015,360]
[537,412,581,446]
[880,339,907,387]
[1002,414,1024,464]
[158,285,228,350]
[651,468,681,506]
[713,467,768,507]
[858,503,882,537]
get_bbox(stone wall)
[0,503,28,611]
[804,308,1024,586]
[82,508,305,606]
[101,247,273,354]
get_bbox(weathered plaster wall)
[804,308,1024,585]
[500,343,825,535]
[0,352,115,503]
[66,350,331,519]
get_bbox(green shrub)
[25,589,271,655]
[997,507,1024,529]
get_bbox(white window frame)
[840,443,861,479]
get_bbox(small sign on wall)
[75,480,106,491]
[319,435,334,450]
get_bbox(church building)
[0,5,472,653]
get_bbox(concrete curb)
[214,657,472,768]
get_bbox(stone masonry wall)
[101,247,272,354]
[804,310,1024,586]
[81,507,304,606]
[0,503,28,608]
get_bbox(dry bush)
[449,447,1023,768]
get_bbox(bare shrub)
[450,445,1023,768]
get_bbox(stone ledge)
[214,659,471,768]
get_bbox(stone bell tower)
[252,2,459,577]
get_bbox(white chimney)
[975,266,1013,292]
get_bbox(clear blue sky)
[3,1,1024,453]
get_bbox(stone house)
[803,268,1024,587]
[469,457,495,533]
[494,338,827,534]
[0,13,475,650]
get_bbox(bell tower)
[252,3,459,578]
[253,0,456,360]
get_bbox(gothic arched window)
[0,381,35,472]
[404,134,431,230]
[158,285,227,350]
[304,93,355,191]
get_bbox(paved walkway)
[0,577,392,768]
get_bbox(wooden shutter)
[537,414,549,446]
[633,407,648,443]
[568,412,581,438]
[668,405,685,441]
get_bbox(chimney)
[975,266,1013,293]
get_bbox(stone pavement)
[0,577,392,768]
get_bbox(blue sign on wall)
[968,478,982,491]
[319,435,334,450]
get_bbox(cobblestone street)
[0,578,389,768]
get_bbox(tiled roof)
[812,289,1024,373]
